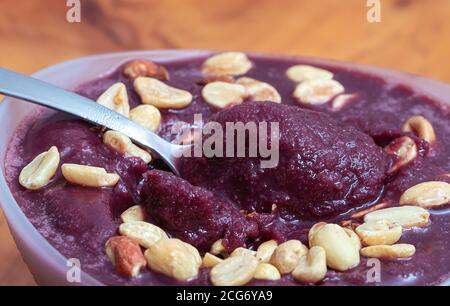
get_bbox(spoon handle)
[0,67,181,174]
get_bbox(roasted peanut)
[145,238,202,281]
[293,79,345,105]
[103,130,152,163]
[355,220,402,246]
[96,83,130,117]
[236,77,281,103]
[210,254,259,286]
[123,59,169,80]
[230,247,256,258]
[119,221,168,248]
[402,115,436,144]
[344,228,362,251]
[256,240,278,263]
[202,81,246,108]
[309,223,360,271]
[202,52,252,76]
[384,136,418,173]
[286,65,333,83]
[254,263,281,281]
[129,105,162,132]
[19,146,60,190]
[134,77,192,109]
[331,94,358,111]
[61,163,120,187]
[308,222,327,244]
[364,206,430,228]
[399,181,450,209]
[270,240,308,274]
[120,205,145,223]
[105,236,146,277]
[292,246,327,283]
[210,239,226,255]
[360,244,416,259]
[202,252,223,268]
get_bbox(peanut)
[61,163,120,187]
[134,77,192,109]
[202,52,252,76]
[19,146,60,190]
[399,181,450,209]
[129,104,162,132]
[292,246,327,283]
[96,82,130,117]
[119,221,168,249]
[210,254,259,286]
[270,240,308,274]
[145,238,202,281]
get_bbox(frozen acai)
[5,52,450,285]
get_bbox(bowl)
[1,50,450,285]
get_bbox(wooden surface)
[1,0,450,286]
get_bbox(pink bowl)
[1,50,450,285]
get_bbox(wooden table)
[1,0,450,286]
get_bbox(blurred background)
[0,0,449,285]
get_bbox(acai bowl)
[1,50,450,286]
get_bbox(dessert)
[5,51,450,285]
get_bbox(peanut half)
[309,223,360,271]
[292,246,327,283]
[119,221,168,249]
[384,136,418,173]
[202,81,246,109]
[96,83,130,117]
[134,77,192,109]
[256,240,278,263]
[61,164,120,187]
[331,94,358,111]
[355,220,402,246]
[210,239,226,255]
[293,79,345,105]
[103,130,152,163]
[270,240,308,274]
[130,105,161,132]
[202,252,223,268]
[363,206,430,228]
[286,65,334,83]
[236,77,281,103]
[19,146,60,190]
[360,244,416,259]
[402,115,436,144]
[210,254,259,286]
[202,52,252,76]
[120,205,145,223]
[399,181,450,209]
[230,247,257,258]
[105,236,146,277]
[254,263,281,281]
[145,238,202,281]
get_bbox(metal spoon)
[0,67,189,175]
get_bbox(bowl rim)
[1,49,450,286]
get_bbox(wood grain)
[1,0,450,285]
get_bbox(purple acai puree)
[141,170,259,252]
[5,54,450,285]
[181,102,390,220]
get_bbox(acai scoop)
[180,102,390,220]
[141,170,259,252]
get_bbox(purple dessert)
[180,101,390,220]
[5,52,450,285]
